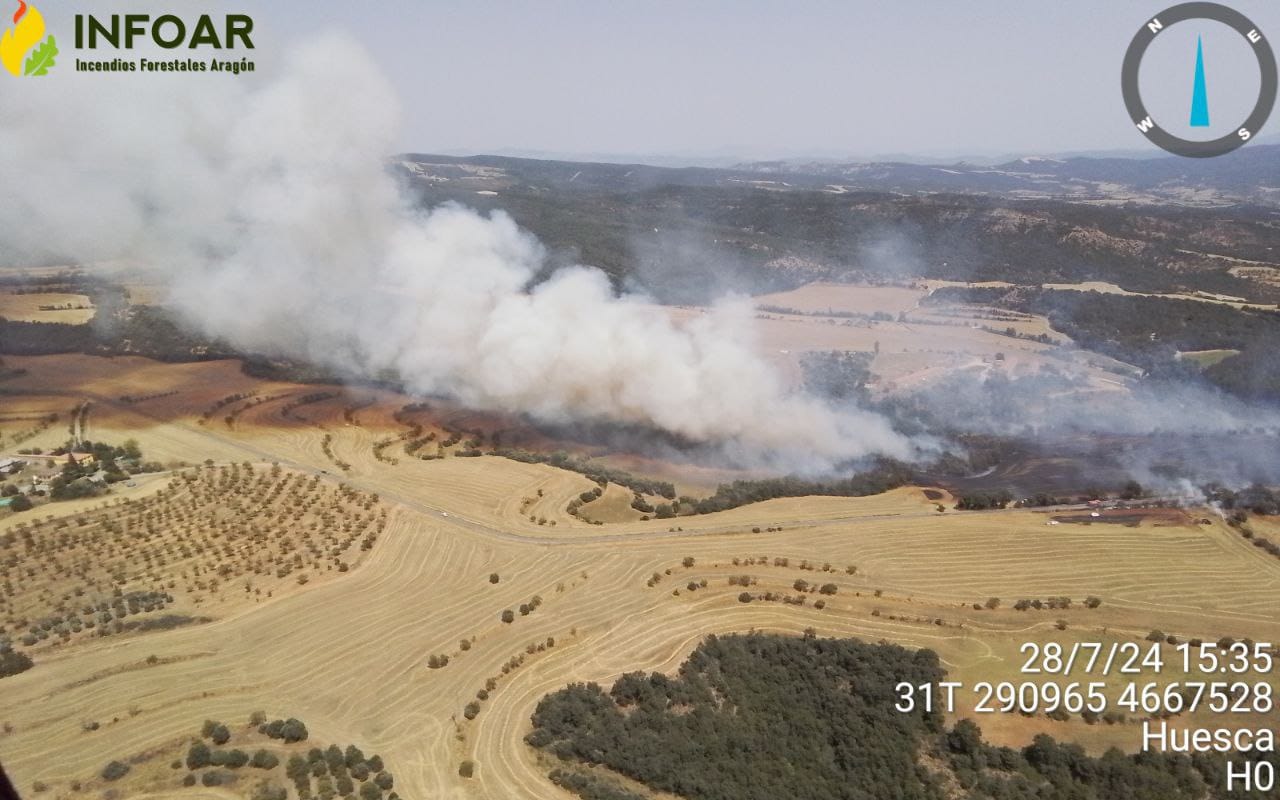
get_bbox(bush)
[252,781,288,800]
[500,610,515,624]
[459,760,475,779]
[489,573,500,584]
[373,772,393,791]
[100,761,130,781]
[0,648,34,678]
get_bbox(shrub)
[0,648,34,678]
[252,781,288,800]
[101,761,130,781]
[459,760,475,778]
[500,610,515,624]
[819,583,838,595]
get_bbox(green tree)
[251,750,279,770]
[187,741,211,770]
[281,717,309,743]
[344,745,365,769]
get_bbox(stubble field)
[1,354,1278,800]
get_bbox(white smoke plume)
[0,36,917,470]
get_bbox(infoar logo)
[1,1,58,77]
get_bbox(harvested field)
[0,291,95,323]
[1,355,1277,800]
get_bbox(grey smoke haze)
[5,34,1278,487]
[0,36,916,471]
[894,364,1280,490]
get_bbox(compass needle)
[1190,35,1210,127]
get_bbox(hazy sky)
[26,0,1280,160]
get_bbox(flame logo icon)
[1,0,57,77]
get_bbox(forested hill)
[397,153,1280,305]
[526,633,1277,800]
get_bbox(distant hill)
[735,144,1280,206]
[395,152,1280,304]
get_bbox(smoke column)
[0,36,917,470]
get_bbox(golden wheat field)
[1,354,1278,800]
[0,292,96,325]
